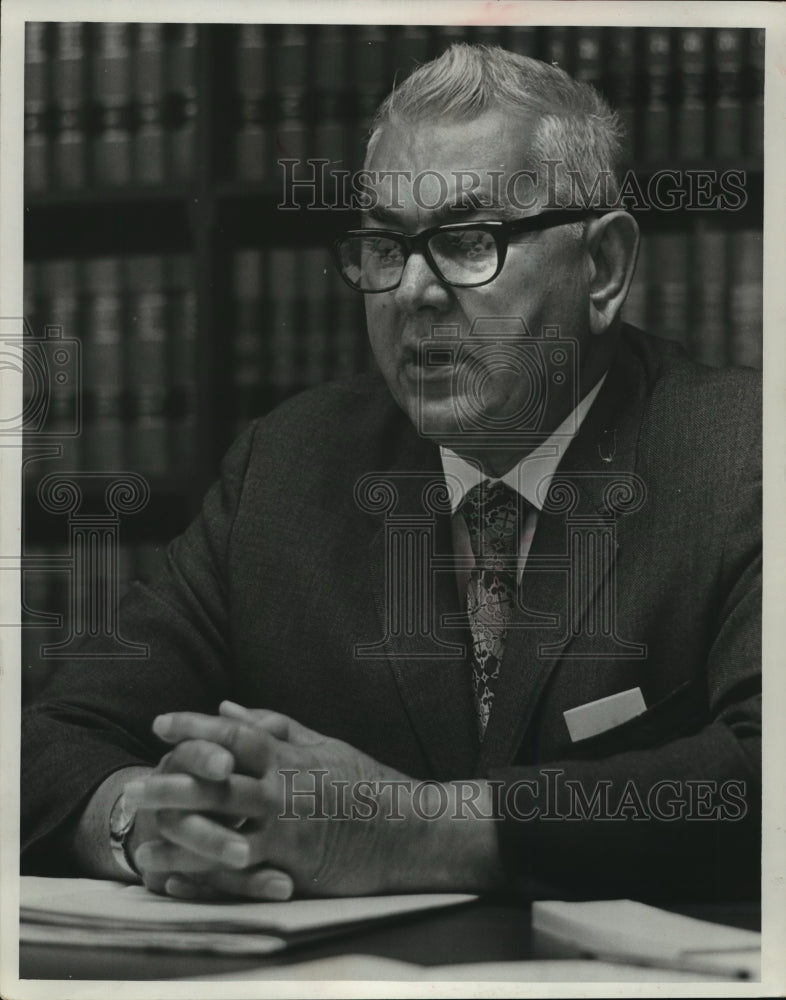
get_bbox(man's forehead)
[364,112,538,222]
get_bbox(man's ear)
[585,211,640,335]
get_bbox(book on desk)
[19,876,760,981]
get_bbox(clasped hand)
[124,702,426,900]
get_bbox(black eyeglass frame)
[332,209,597,293]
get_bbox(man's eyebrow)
[365,205,402,226]
[364,197,511,228]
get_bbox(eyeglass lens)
[338,229,500,290]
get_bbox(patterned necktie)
[461,480,522,737]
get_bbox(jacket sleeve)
[486,407,761,902]
[20,421,258,874]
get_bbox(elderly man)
[22,45,760,903]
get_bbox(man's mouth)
[403,350,458,383]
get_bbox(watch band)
[109,790,139,878]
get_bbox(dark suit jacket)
[21,325,761,900]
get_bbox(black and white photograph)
[1,0,784,995]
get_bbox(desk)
[19,899,760,982]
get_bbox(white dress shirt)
[440,376,606,598]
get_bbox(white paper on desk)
[21,921,286,955]
[532,899,760,978]
[21,876,476,938]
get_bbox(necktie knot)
[460,480,521,562]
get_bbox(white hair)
[366,43,625,212]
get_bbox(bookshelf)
[21,23,764,698]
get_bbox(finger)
[124,773,264,817]
[154,809,251,866]
[158,739,235,781]
[219,702,324,747]
[139,868,171,896]
[134,833,249,873]
[219,702,291,741]
[162,875,226,901]
[152,713,282,775]
[199,867,295,901]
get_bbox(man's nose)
[393,251,452,312]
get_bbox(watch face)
[110,792,136,839]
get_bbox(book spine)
[691,221,728,367]
[389,26,430,78]
[711,29,744,160]
[40,258,82,472]
[500,26,536,56]
[648,232,689,348]
[234,25,270,184]
[313,26,351,173]
[472,25,506,48]
[544,26,571,74]
[267,249,297,393]
[642,28,674,161]
[165,24,198,183]
[430,26,467,58]
[89,23,133,187]
[51,22,87,190]
[82,257,125,472]
[352,25,390,137]
[328,264,366,379]
[24,23,50,193]
[302,248,330,385]
[231,249,264,432]
[728,229,763,368]
[132,24,165,185]
[124,254,169,477]
[573,28,604,91]
[675,29,709,161]
[744,29,764,161]
[609,28,637,160]
[166,254,198,477]
[272,26,309,183]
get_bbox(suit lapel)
[479,332,648,770]
[361,423,479,780]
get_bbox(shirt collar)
[440,374,607,513]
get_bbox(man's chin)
[398,394,463,443]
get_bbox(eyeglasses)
[332,209,594,293]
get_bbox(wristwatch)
[109,790,139,878]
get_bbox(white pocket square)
[563,687,647,743]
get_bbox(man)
[21,45,760,903]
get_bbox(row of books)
[23,253,198,480]
[25,23,198,191]
[234,25,765,185]
[21,227,761,490]
[231,229,762,438]
[21,541,167,698]
[625,226,762,369]
[230,247,368,434]
[25,24,764,194]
